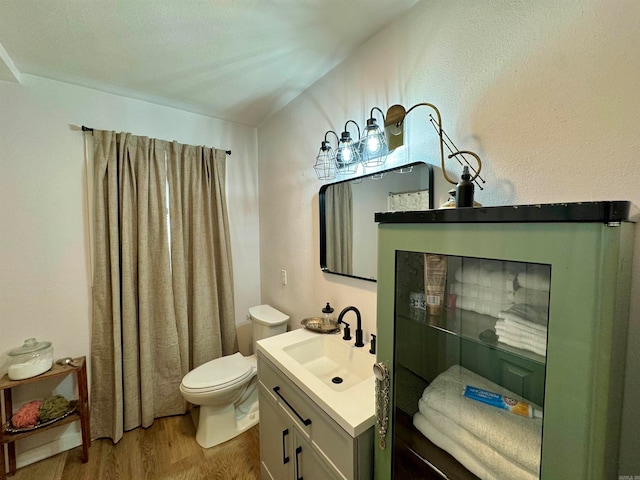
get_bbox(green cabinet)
[373,202,635,480]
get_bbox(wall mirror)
[320,162,448,281]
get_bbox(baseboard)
[15,430,82,469]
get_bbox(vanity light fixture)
[360,107,388,168]
[384,103,483,187]
[314,130,340,180]
[335,120,361,174]
[314,102,482,187]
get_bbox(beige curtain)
[166,141,237,368]
[90,131,237,442]
[325,182,353,274]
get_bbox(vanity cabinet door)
[259,385,292,480]
[292,429,343,480]
[258,352,373,480]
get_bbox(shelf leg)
[1,388,5,480]
[3,389,15,477]
[76,361,90,463]
[1,442,5,480]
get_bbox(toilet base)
[191,400,259,449]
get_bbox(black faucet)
[337,306,364,347]
[369,334,376,354]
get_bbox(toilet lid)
[181,352,252,391]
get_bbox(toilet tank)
[249,305,289,350]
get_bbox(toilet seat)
[181,352,254,393]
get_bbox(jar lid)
[8,338,52,356]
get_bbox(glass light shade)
[360,119,388,167]
[314,141,337,180]
[336,133,360,174]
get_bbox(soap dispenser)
[455,165,474,208]
[322,302,334,323]
[322,302,336,329]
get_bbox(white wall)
[257,0,640,474]
[0,74,260,464]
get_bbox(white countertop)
[257,328,376,437]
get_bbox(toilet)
[180,304,289,448]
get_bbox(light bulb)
[360,119,388,168]
[367,135,380,153]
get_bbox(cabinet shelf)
[1,411,81,444]
[397,305,546,366]
[0,356,90,479]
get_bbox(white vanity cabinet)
[258,352,373,480]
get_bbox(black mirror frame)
[319,162,434,282]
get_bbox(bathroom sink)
[282,334,373,391]
[256,328,375,437]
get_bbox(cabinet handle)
[273,386,312,426]
[282,428,290,464]
[295,445,303,480]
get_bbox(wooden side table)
[0,356,90,479]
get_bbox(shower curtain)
[89,130,237,442]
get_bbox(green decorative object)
[38,395,71,422]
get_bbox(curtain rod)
[81,126,231,155]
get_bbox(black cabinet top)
[375,201,638,224]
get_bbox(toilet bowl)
[180,305,289,448]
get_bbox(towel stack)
[494,265,551,357]
[513,264,551,317]
[450,261,550,357]
[413,365,542,480]
[516,265,551,292]
[496,304,548,357]
[452,260,519,318]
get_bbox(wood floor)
[9,414,261,480]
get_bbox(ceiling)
[0,0,419,127]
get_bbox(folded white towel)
[516,265,551,292]
[419,365,542,473]
[498,304,548,330]
[456,295,513,318]
[495,319,547,344]
[495,324,547,356]
[454,259,520,292]
[414,410,539,480]
[452,282,516,304]
[495,331,546,354]
[496,334,545,352]
[496,334,547,357]
[513,287,550,310]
